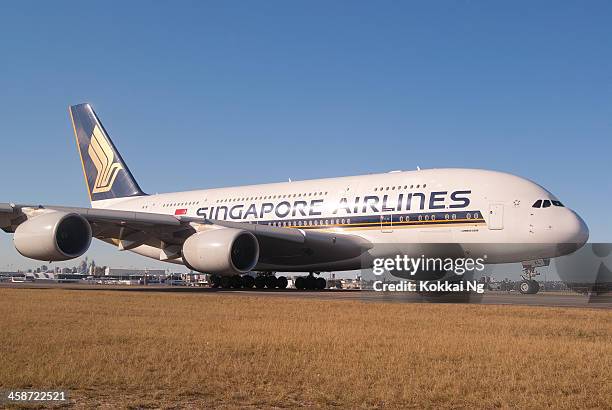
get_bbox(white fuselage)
[93,168,589,271]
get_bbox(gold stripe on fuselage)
[280,218,486,230]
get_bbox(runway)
[2,282,610,309]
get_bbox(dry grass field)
[0,288,610,409]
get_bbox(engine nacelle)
[14,211,92,261]
[182,228,259,275]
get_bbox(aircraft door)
[488,203,504,230]
[381,214,393,233]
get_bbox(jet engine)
[182,228,259,275]
[13,211,92,261]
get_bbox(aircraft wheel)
[519,280,539,294]
[220,276,232,288]
[230,275,243,288]
[210,275,221,288]
[242,275,255,289]
[255,276,266,289]
[295,276,306,290]
[277,276,288,289]
[265,275,279,289]
[305,275,317,290]
[316,277,326,290]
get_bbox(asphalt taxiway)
[1,282,610,309]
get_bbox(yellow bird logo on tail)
[87,125,123,194]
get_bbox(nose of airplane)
[555,211,589,256]
[574,212,589,246]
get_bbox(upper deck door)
[488,203,504,230]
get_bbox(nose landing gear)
[519,264,541,294]
[519,279,540,294]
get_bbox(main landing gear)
[295,272,327,290]
[210,272,327,290]
[254,274,288,290]
[210,273,288,290]
[519,265,541,294]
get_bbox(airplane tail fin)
[69,103,146,203]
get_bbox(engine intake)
[182,228,259,275]
[14,211,92,261]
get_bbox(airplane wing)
[0,203,371,268]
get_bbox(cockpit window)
[533,199,564,208]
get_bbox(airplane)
[0,103,589,294]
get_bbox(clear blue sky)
[0,1,610,271]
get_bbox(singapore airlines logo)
[87,125,123,193]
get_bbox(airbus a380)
[0,104,589,294]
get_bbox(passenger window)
[532,200,542,208]
[542,200,551,208]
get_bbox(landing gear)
[210,274,255,289]
[519,264,541,294]
[277,276,288,289]
[519,279,540,294]
[265,275,278,289]
[255,275,267,289]
[295,273,326,290]
[210,275,222,288]
[242,275,255,289]
[209,273,291,290]
[253,273,287,289]
[230,275,243,289]
[220,276,232,289]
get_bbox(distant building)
[103,267,166,278]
